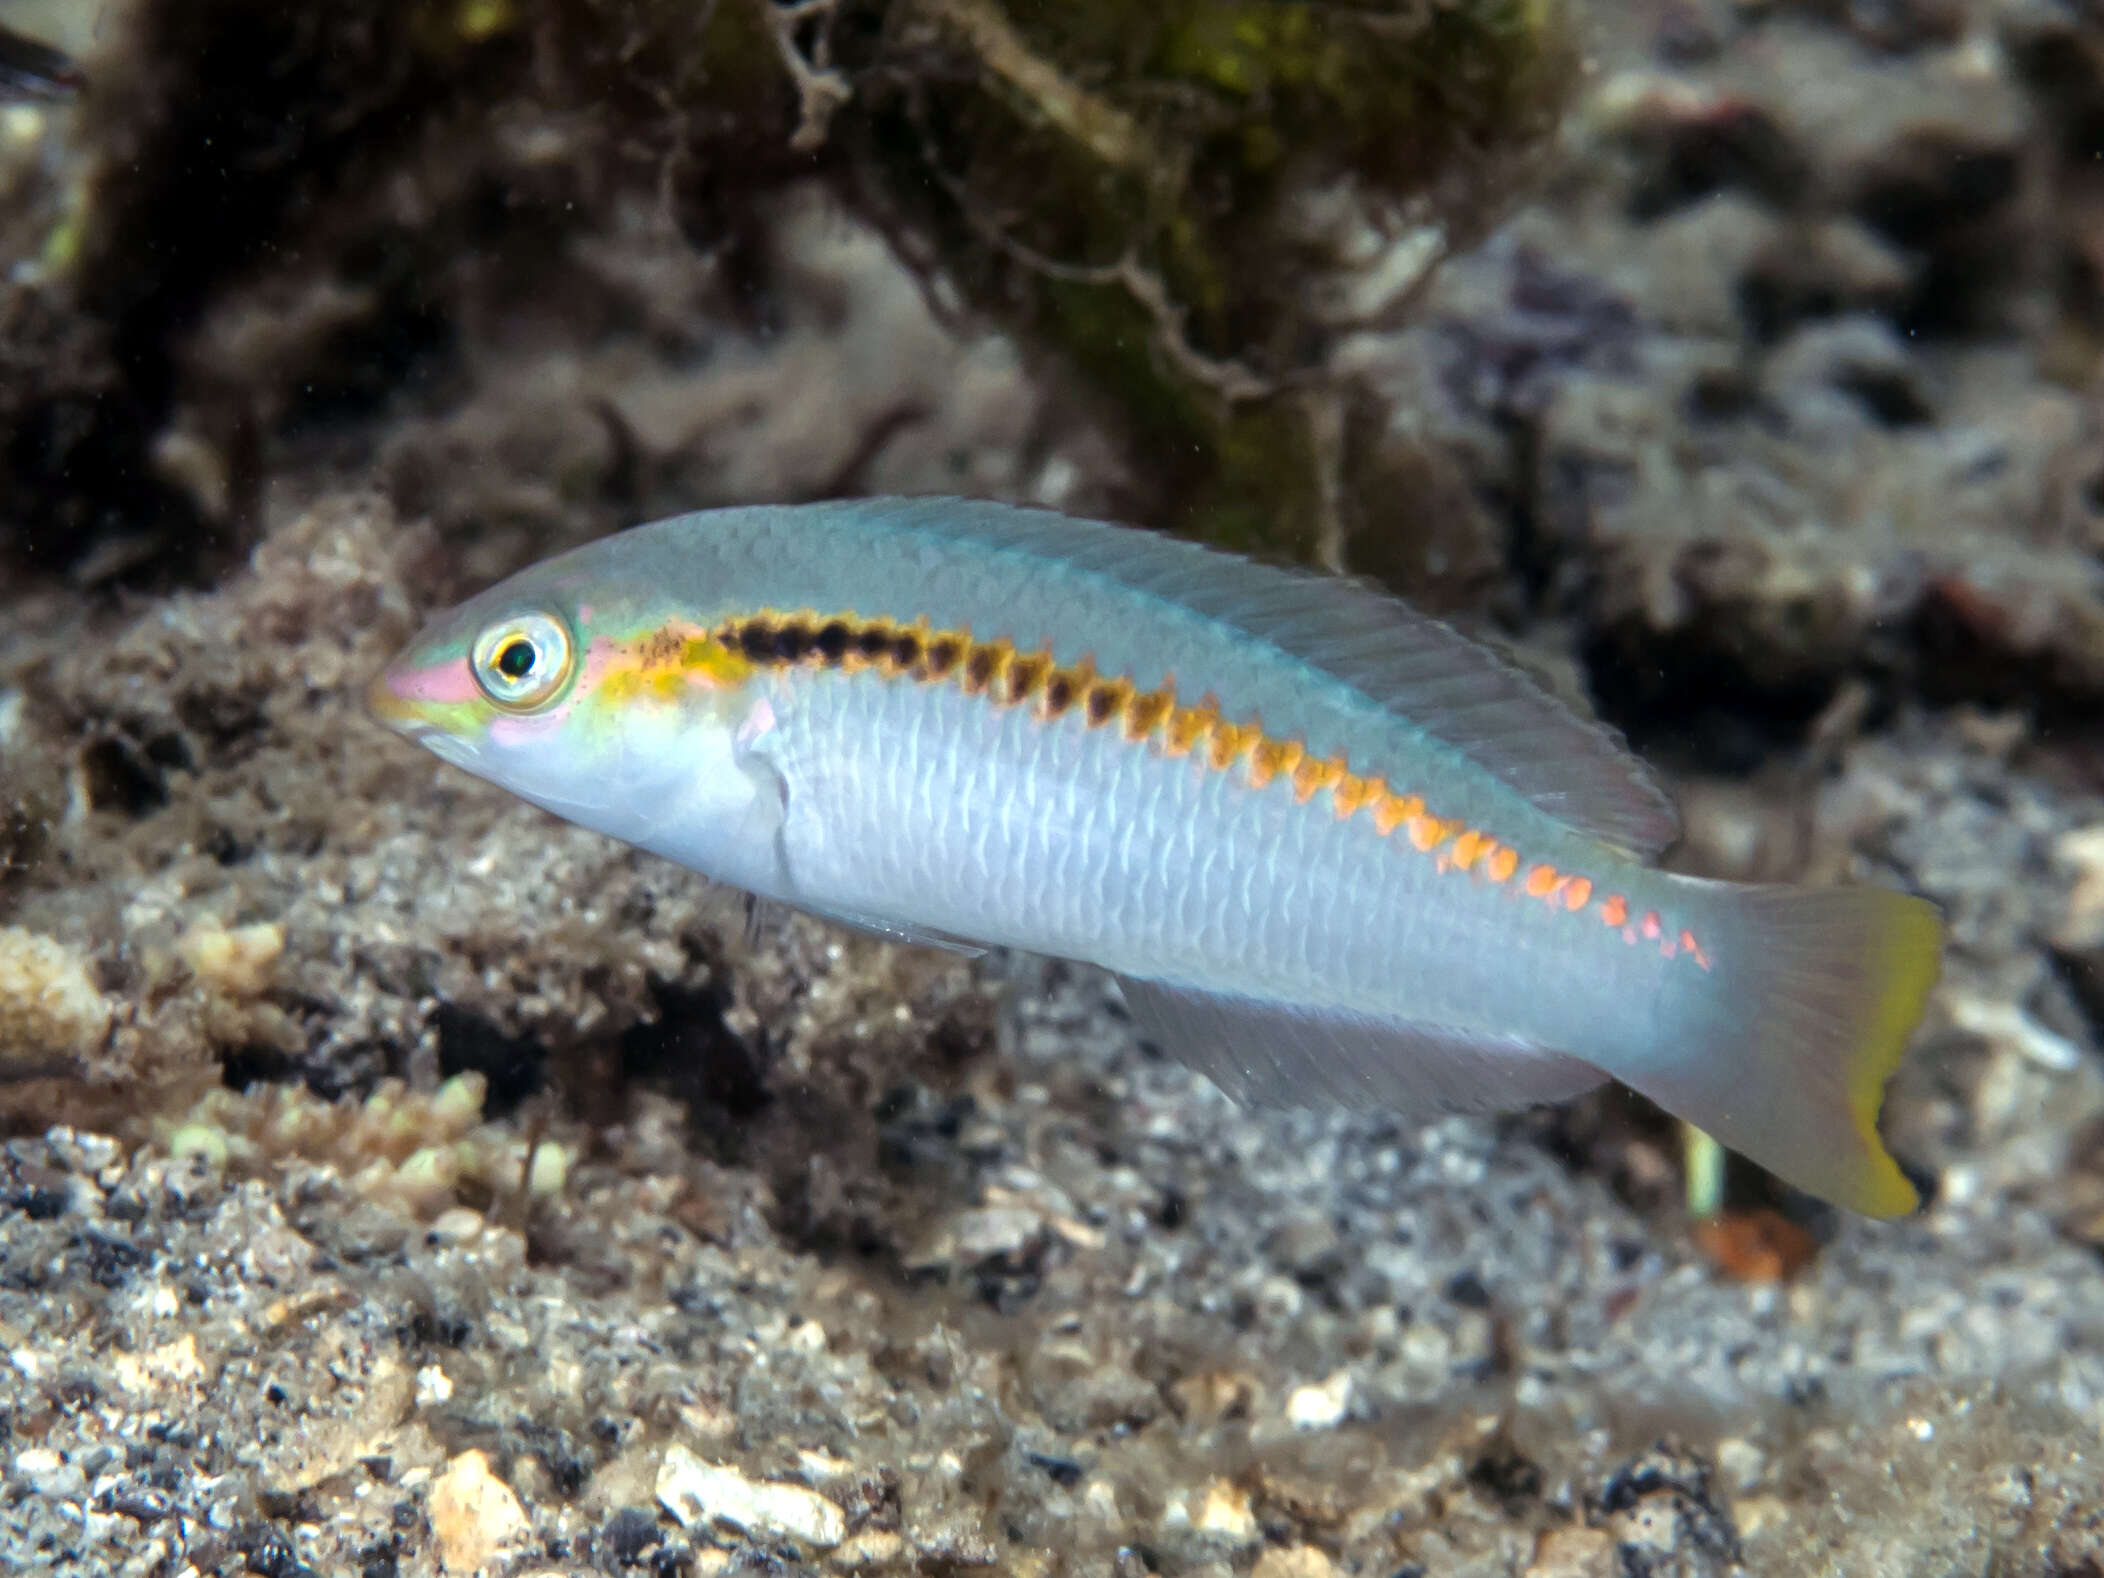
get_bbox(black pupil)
[495,638,538,681]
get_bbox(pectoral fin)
[794,901,988,958]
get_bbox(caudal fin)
[1614,880,1941,1218]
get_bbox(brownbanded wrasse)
[371,498,1940,1216]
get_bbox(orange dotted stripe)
[691,611,1712,971]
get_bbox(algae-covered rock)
[842,0,1578,555]
[0,925,108,1066]
[1,0,1575,581]
[152,1072,581,1221]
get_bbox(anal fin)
[1114,976,1603,1116]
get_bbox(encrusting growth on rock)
[0,927,110,1066]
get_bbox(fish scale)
[372,497,1942,1217]
[734,619,1685,1023]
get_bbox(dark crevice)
[434,1004,548,1118]
[618,983,771,1128]
[1578,625,1844,776]
[79,737,170,817]
[1621,106,1810,222]
[2051,949,2104,1054]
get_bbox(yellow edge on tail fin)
[1845,892,1943,1218]
[1618,877,1943,1220]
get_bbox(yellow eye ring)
[470,611,575,712]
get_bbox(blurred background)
[1,2,2103,1574]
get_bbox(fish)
[369,497,1941,1216]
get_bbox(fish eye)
[470,611,574,711]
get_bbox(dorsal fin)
[850,498,1681,857]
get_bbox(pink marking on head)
[1640,911,1662,940]
[390,657,480,706]
[487,712,570,748]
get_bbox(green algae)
[841,0,1576,553]
[18,0,1571,578]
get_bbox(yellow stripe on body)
[624,608,1712,973]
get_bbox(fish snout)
[366,665,421,731]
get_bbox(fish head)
[369,555,766,851]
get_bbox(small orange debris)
[1691,1209,1819,1283]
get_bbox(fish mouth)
[365,669,421,730]
[365,671,484,770]
[418,730,485,771]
